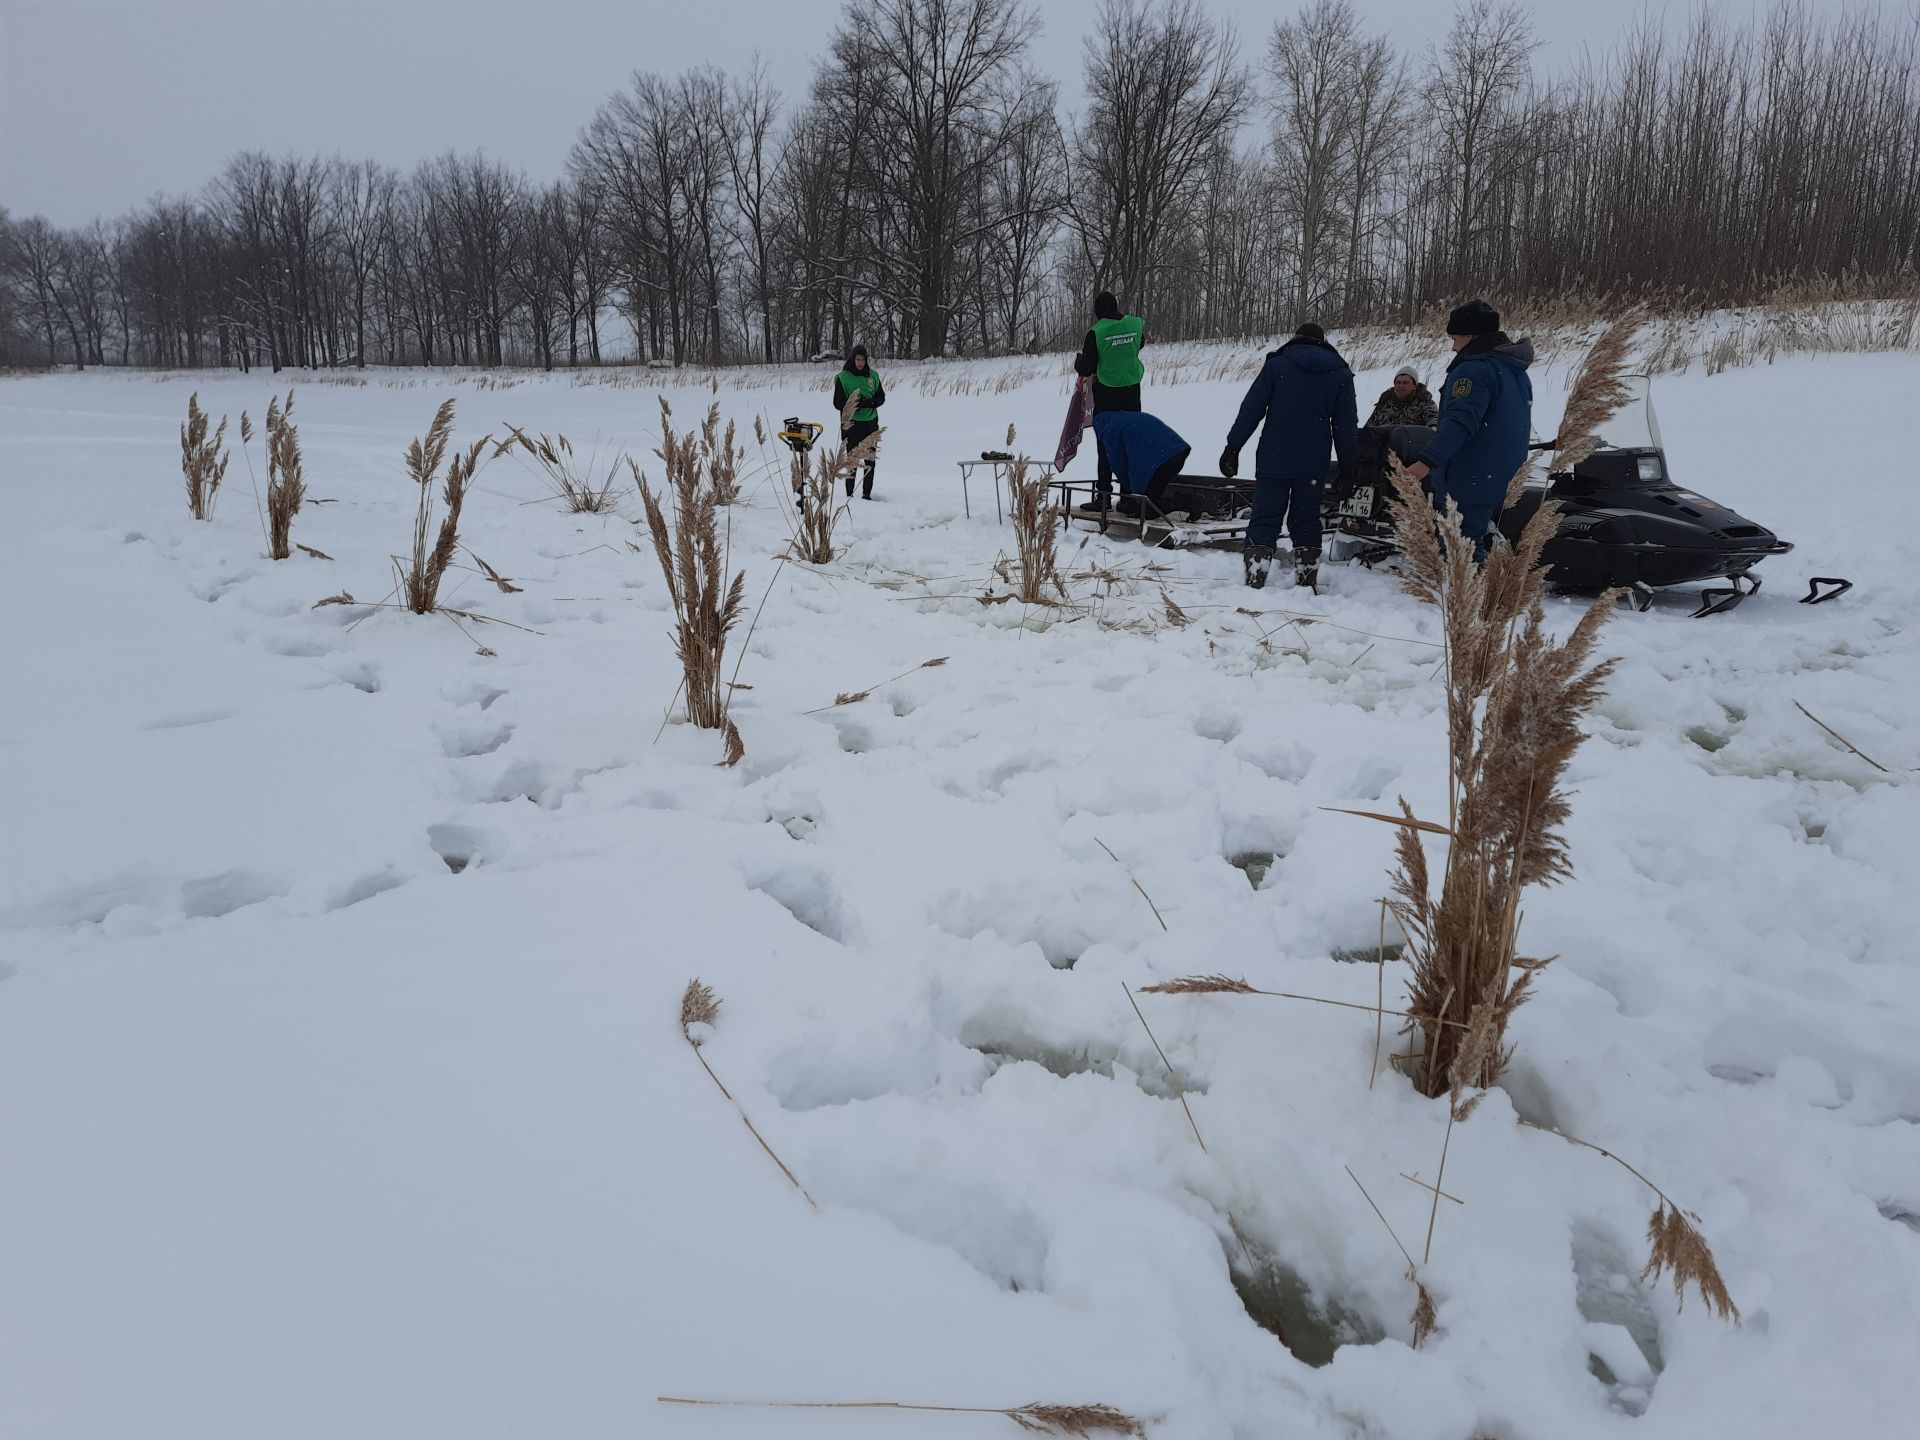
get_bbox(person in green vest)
[830,344,887,499]
[1072,292,1144,505]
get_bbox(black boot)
[1244,544,1277,590]
[1294,546,1321,591]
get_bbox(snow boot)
[1243,544,1277,590]
[1294,546,1321,591]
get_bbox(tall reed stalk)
[264,391,305,559]
[396,398,490,614]
[180,392,229,521]
[634,422,746,741]
[1379,316,1639,1106]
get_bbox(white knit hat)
[1394,365,1419,382]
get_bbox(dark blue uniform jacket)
[1418,335,1536,507]
[1225,337,1359,478]
[1090,411,1191,494]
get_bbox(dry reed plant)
[180,392,230,520]
[656,1395,1145,1436]
[698,401,744,504]
[634,424,747,754]
[1007,455,1066,604]
[397,398,491,615]
[1367,316,1640,1108]
[498,424,622,514]
[264,391,305,559]
[677,980,815,1209]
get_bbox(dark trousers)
[842,419,879,495]
[1247,472,1324,550]
[1118,450,1189,516]
[1090,381,1141,499]
[1433,490,1495,560]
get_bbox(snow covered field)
[2,341,1916,1440]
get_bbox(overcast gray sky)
[3,0,1674,226]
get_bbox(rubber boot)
[1294,546,1321,592]
[1243,544,1277,590]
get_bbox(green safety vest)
[1091,315,1144,388]
[837,368,881,424]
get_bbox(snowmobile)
[1321,374,1850,616]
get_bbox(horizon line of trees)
[3,0,1916,373]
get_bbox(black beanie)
[1446,299,1500,336]
[1094,291,1121,320]
[1295,322,1326,341]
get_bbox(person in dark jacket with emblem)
[1367,366,1438,428]
[1088,409,1191,517]
[830,344,886,498]
[1072,291,1145,505]
[1220,322,1358,590]
[1406,300,1535,557]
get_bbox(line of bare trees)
[3,0,1915,372]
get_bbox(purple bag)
[1054,385,1092,470]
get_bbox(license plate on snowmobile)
[1340,485,1375,518]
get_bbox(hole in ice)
[1227,851,1276,889]
[1330,938,1406,964]
[428,823,491,875]
[1227,1244,1384,1366]
[1572,1221,1665,1415]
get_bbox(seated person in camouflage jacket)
[1366,366,1438,428]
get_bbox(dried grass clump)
[655,396,747,507]
[397,398,491,615]
[180,391,230,521]
[698,401,744,505]
[498,424,621,514]
[1007,454,1066,604]
[264,391,305,559]
[1374,318,1642,1107]
[634,424,746,749]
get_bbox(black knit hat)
[1094,291,1121,320]
[1295,322,1326,341]
[1446,299,1500,336]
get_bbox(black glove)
[1218,448,1240,479]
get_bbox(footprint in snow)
[437,718,514,759]
[326,870,408,911]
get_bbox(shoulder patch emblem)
[1451,378,1473,397]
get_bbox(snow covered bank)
[1,347,1915,1439]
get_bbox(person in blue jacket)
[1406,299,1535,558]
[1088,409,1191,517]
[1219,322,1358,590]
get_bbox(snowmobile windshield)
[1590,373,1663,452]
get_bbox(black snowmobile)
[1322,375,1849,616]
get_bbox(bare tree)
[1070,0,1251,316]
